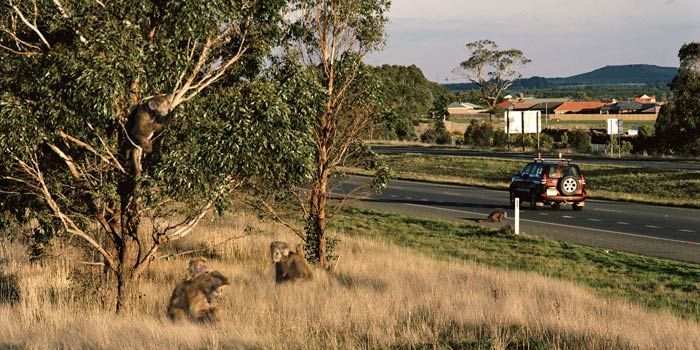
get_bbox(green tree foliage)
[506,84,671,101]
[454,40,530,118]
[429,81,455,117]
[370,65,454,140]
[655,42,700,155]
[568,129,592,153]
[0,0,312,311]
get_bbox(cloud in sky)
[365,0,700,82]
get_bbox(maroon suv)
[509,157,587,210]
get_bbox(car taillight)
[541,174,547,184]
[579,174,585,185]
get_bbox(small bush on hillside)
[568,129,592,153]
[464,120,504,147]
[633,125,656,154]
[561,132,569,147]
[540,134,555,151]
[493,130,508,147]
[621,140,633,155]
[421,121,451,144]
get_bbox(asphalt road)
[372,145,700,170]
[338,177,700,264]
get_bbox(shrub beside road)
[354,153,700,207]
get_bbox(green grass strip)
[332,207,700,320]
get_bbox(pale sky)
[365,0,700,82]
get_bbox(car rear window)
[562,166,580,177]
[544,164,580,178]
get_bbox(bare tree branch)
[10,1,50,49]
[58,131,126,174]
[170,25,249,109]
[246,197,306,240]
[47,144,81,179]
[10,152,117,271]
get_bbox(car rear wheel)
[572,202,584,211]
[551,202,561,209]
[530,192,538,210]
[559,176,578,196]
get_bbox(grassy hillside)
[1,212,699,349]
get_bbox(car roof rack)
[533,153,573,164]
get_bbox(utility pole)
[521,111,526,152]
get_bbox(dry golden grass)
[1,213,699,349]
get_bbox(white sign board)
[607,118,624,135]
[505,111,541,134]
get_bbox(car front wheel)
[509,191,516,209]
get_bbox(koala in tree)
[124,94,172,174]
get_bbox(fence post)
[514,198,520,235]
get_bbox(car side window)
[529,164,542,177]
[522,164,533,176]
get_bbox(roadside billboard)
[607,118,624,135]
[505,111,541,134]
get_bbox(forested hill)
[445,64,678,90]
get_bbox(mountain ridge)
[444,64,678,90]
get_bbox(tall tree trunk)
[113,152,152,313]
[115,270,139,312]
[114,188,144,313]
[306,143,329,267]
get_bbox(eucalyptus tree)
[655,42,700,155]
[454,40,531,120]
[283,0,391,266]
[0,0,312,312]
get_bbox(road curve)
[338,177,700,264]
[371,145,700,170]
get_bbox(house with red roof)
[553,101,606,114]
[634,94,656,103]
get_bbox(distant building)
[447,102,487,116]
[601,101,660,114]
[634,94,656,103]
[497,98,569,113]
[553,101,606,114]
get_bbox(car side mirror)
[522,173,529,179]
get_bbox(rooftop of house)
[448,102,484,109]
[554,101,606,112]
[601,101,658,111]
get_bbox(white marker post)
[514,198,520,235]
